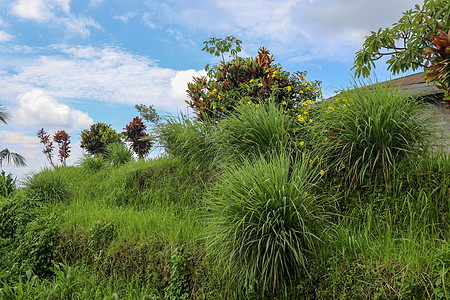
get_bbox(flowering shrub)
[187,46,322,121]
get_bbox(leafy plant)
[187,37,322,121]
[37,128,55,168]
[165,247,191,299]
[123,116,153,159]
[353,0,450,77]
[135,104,161,125]
[53,130,71,166]
[424,29,450,102]
[206,153,329,296]
[80,122,122,155]
[0,171,16,198]
[317,82,435,187]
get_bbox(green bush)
[317,82,435,187]
[79,154,106,173]
[80,122,122,155]
[156,114,218,169]
[0,197,38,241]
[206,153,329,296]
[216,101,293,160]
[106,143,133,167]
[25,169,70,202]
[0,171,16,198]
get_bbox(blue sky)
[0,0,421,178]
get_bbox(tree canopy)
[353,0,450,77]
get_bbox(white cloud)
[170,69,207,102]
[0,31,13,42]
[114,12,139,24]
[11,0,100,36]
[14,88,93,130]
[0,45,202,112]
[0,131,39,148]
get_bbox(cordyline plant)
[80,122,122,155]
[187,37,322,121]
[37,128,71,167]
[123,116,153,159]
[53,130,71,166]
[424,29,450,103]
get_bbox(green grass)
[1,85,449,299]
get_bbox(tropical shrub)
[53,130,71,166]
[206,153,329,296]
[187,41,322,121]
[316,82,435,187]
[80,122,122,155]
[123,116,153,158]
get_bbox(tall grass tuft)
[106,142,134,167]
[216,101,293,161]
[317,82,436,187]
[79,154,106,173]
[206,152,329,296]
[156,113,218,170]
[25,169,70,202]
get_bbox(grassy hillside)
[1,83,449,299]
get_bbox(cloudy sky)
[0,0,422,178]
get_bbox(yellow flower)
[292,129,297,133]
[286,86,292,92]
[218,94,222,100]
[307,100,314,104]
[221,105,224,109]
[297,116,305,122]
[250,79,254,83]
[303,110,308,115]
[324,138,328,142]
[211,88,217,95]
[256,104,260,107]
[299,141,305,146]
[306,86,310,90]
[213,106,216,109]
[307,81,310,84]
[314,88,318,92]
[258,83,263,87]
[309,159,313,164]
[309,119,313,123]
[302,82,307,86]
[282,101,287,105]
[300,90,304,94]
[248,101,252,104]
[320,170,325,175]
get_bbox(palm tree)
[0,104,26,168]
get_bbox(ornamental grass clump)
[317,82,435,187]
[216,101,293,161]
[206,153,329,296]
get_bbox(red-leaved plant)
[123,116,153,159]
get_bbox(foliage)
[0,197,38,241]
[135,104,161,125]
[187,41,322,121]
[13,214,60,277]
[206,153,328,295]
[156,114,218,169]
[25,169,70,202]
[106,142,133,167]
[79,154,106,173]
[164,247,191,299]
[424,29,450,102]
[123,116,152,158]
[80,123,122,155]
[316,82,435,188]
[353,0,450,77]
[37,128,55,167]
[53,130,71,166]
[202,35,242,65]
[0,171,16,198]
[216,101,293,160]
